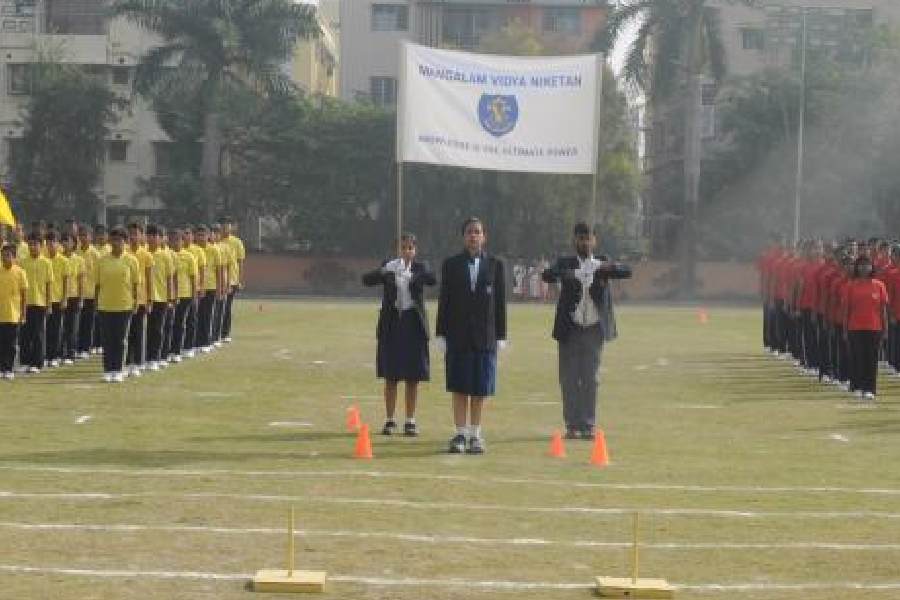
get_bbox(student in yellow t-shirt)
[95,226,139,383]
[44,232,70,367]
[168,227,198,361]
[220,217,246,343]
[183,227,206,356]
[125,223,154,376]
[76,225,100,358]
[145,224,173,370]
[160,234,178,363]
[0,243,28,379]
[89,224,110,353]
[14,224,29,261]
[210,224,230,346]
[61,233,85,364]
[193,225,223,352]
[18,233,53,373]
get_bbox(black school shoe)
[448,434,466,454]
[381,420,397,436]
[466,436,485,455]
[403,422,419,437]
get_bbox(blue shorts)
[445,349,497,397]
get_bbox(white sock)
[405,417,416,425]
[470,425,481,439]
[456,426,468,437]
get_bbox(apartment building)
[1,0,337,222]
[340,0,607,105]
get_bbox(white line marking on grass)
[194,392,236,398]
[272,349,292,360]
[829,434,850,443]
[5,522,900,552]
[656,358,670,367]
[674,405,721,410]
[6,464,900,497]
[311,360,327,365]
[4,564,900,593]
[268,421,314,428]
[74,415,92,425]
[5,491,900,520]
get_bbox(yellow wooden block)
[253,569,327,593]
[596,576,675,598]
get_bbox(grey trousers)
[558,324,604,432]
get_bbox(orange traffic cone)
[346,405,361,433]
[697,308,709,325]
[548,430,567,458]
[590,429,610,467]
[354,423,373,459]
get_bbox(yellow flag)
[0,187,15,226]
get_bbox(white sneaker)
[855,390,865,400]
[112,372,125,383]
[129,366,142,378]
[102,373,112,383]
[27,366,40,374]
[78,352,90,360]
[6,372,14,380]
[50,359,60,368]
[158,360,169,369]
[822,375,833,384]
[148,362,160,372]
[170,355,182,364]
[63,359,74,366]
[223,337,232,343]
[864,392,876,401]
[184,350,196,358]
[201,346,212,354]
[213,341,222,348]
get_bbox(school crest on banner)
[478,95,519,138]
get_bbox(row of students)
[758,239,896,401]
[0,219,246,381]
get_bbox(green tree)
[113,0,318,222]
[9,60,118,222]
[597,0,751,296]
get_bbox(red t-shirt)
[843,278,888,332]
[797,260,824,311]
[882,266,900,320]
[830,275,848,324]
[815,264,839,315]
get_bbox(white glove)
[434,336,447,354]
[382,258,402,274]
[497,340,508,352]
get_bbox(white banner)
[398,43,601,175]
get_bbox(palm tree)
[113,0,318,222]
[597,0,752,297]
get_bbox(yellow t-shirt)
[224,235,246,284]
[218,241,234,288]
[47,253,70,304]
[150,247,173,304]
[0,264,28,323]
[96,253,141,312]
[78,245,101,300]
[95,242,111,256]
[129,246,155,305]
[187,244,207,290]
[163,247,177,301]
[19,255,54,307]
[200,244,221,291]
[174,249,199,299]
[65,253,85,299]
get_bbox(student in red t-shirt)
[843,255,889,400]
[884,246,900,375]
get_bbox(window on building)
[370,76,397,107]
[108,140,128,162]
[543,8,581,34]
[441,8,500,49]
[46,0,105,34]
[111,66,130,85]
[741,27,765,50]
[6,138,24,166]
[371,4,408,31]
[7,64,30,95]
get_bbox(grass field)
[3,300,900,599]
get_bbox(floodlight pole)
[793,10,808,247]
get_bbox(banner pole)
[590,54,603,231]
[397,162,404,255]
